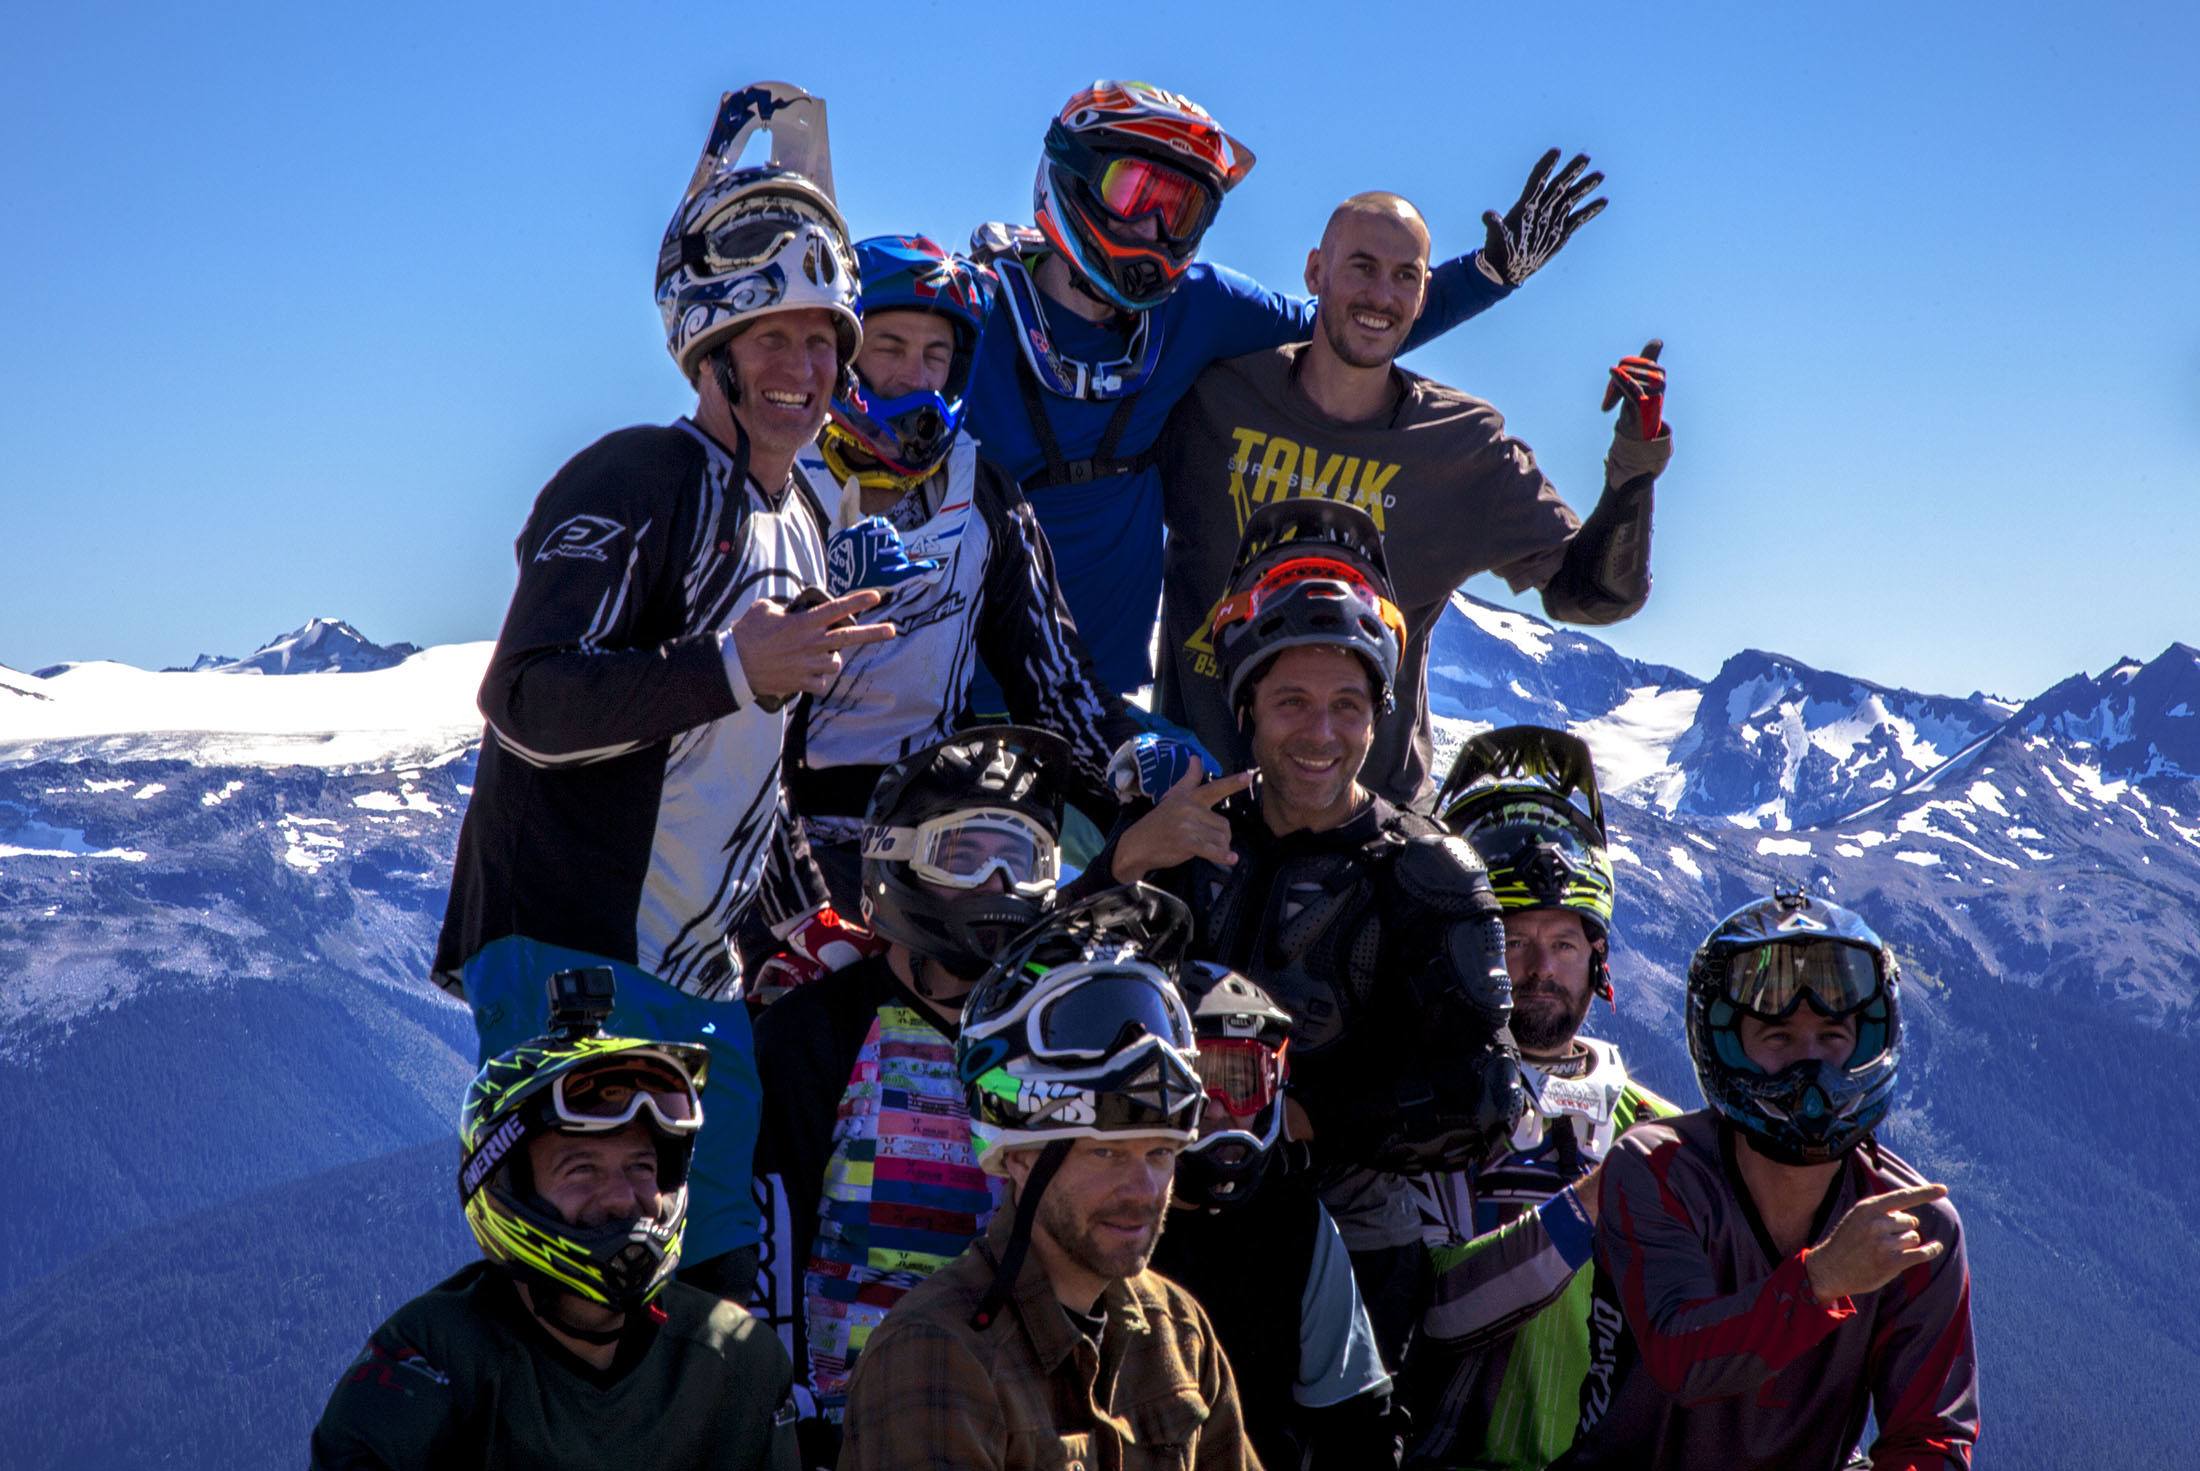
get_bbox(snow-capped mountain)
[7,610,2200,1468]
[197,616,420,676]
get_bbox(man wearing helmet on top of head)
[784,237,1145,911]
[1553,890,1978,1470]
[1093,500,1524,1371]
[1399,727,1678,1471]
[1151,961,1400,1470]
[435,83,896,1305]
[838,886,1256,1470]
[961,81,1607,733]
[311,969,798,1470]
[748,726,1069,1464]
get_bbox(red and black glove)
[750,906,885,1004]
[1602,339,1666,441]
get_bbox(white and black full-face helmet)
[655,83,860,388]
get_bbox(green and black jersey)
[310,1262,798,1471]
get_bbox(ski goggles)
[1092,155,1215,242]
[676,197,845,277]
[1193,1036,1286,1117]
[551,1053,703,1135]
[1209,556,1406,646]
[861,808,1059,894]
[1719,940,1885,1021]
[1010,967,1196,1065]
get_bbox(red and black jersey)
[1556,1110,1977,1471]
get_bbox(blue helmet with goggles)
[1686,888,1902,1166]
[824,235,995,488]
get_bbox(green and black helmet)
[457,970,709,1313]
[1438,725,1616,995]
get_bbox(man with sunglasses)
[962,81,1608,721]
[1553,890,1978,1470]
[313,971,799,1470]
[1153,962,1400,1469]
[1157,190,1673,806]
[1399,727,1677,1470]
[1095,503,1522,1370]
[436,86,897,1304]
[839,887,1256,1470]
[750,728,1069,1465]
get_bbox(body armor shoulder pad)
[1391,833,1502,919]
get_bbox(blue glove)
[825,516,939,597]
[1107,733,1223,803]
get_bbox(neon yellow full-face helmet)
[457,989,709,1313]
[1438,726,1617,997]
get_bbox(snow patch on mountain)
[1452,596,1555,661]
[0,642,491,769]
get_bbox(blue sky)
[4,0,2195,701]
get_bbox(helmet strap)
[969,1138,1071,1331]
[706,346,756,492]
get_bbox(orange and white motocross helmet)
[1034,81,1256,312]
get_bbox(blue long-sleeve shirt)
[964,253,1510,700]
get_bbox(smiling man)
[434,85,894,1302]
[1095,503,1523,1370]
[837,888,1256,1471]
[1157,190,1678,805]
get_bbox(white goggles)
[861,807,1059,894]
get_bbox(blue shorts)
[460,935,762,1261]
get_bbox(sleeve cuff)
[1605,428,1673,490]
[1539,1185,1597,1271]
[716,627,755,709]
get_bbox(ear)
[1303,247,1322,297]
[1000,1147,1036,1193]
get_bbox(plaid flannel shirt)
[839,1210,1261,1470]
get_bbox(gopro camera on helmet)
[546,967,617,1039]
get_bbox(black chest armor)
[1186,797,1523,1173]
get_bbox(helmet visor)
[1458,809,1605,910]
[1094,155,1213,242]
[552,1054,703,1135]
[1722,940,1884,1021]
[1209,557,1406,648]
[1030,972,1195,1063]
[1194,1036,1285,1116]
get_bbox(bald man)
[1155,192,1676,806]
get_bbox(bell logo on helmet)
[1776,910,1831,933]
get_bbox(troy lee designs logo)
[461,1115,528,1196]
[534,514,627,563]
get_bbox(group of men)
[310,77,1978,1471]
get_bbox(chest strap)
[1012,354,1157,491]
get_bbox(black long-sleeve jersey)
[435,420,831,999]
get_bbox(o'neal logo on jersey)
[533,514,627,563]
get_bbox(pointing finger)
[808,589,885,624]
[1864,1183,1948,1213]
[1194,769,1258,808]
[1640,338,1664,363]
[821,620,898,650]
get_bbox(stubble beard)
[1040,1186,1166,1284]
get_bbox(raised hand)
[1601,339,1667,440]
[727,587,895,704]
[1805,1182,1950,1302]
[1479,148,1608,288]
[750,905,885,1005]
[1109,767,1255,882]
[825,516,940,597]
